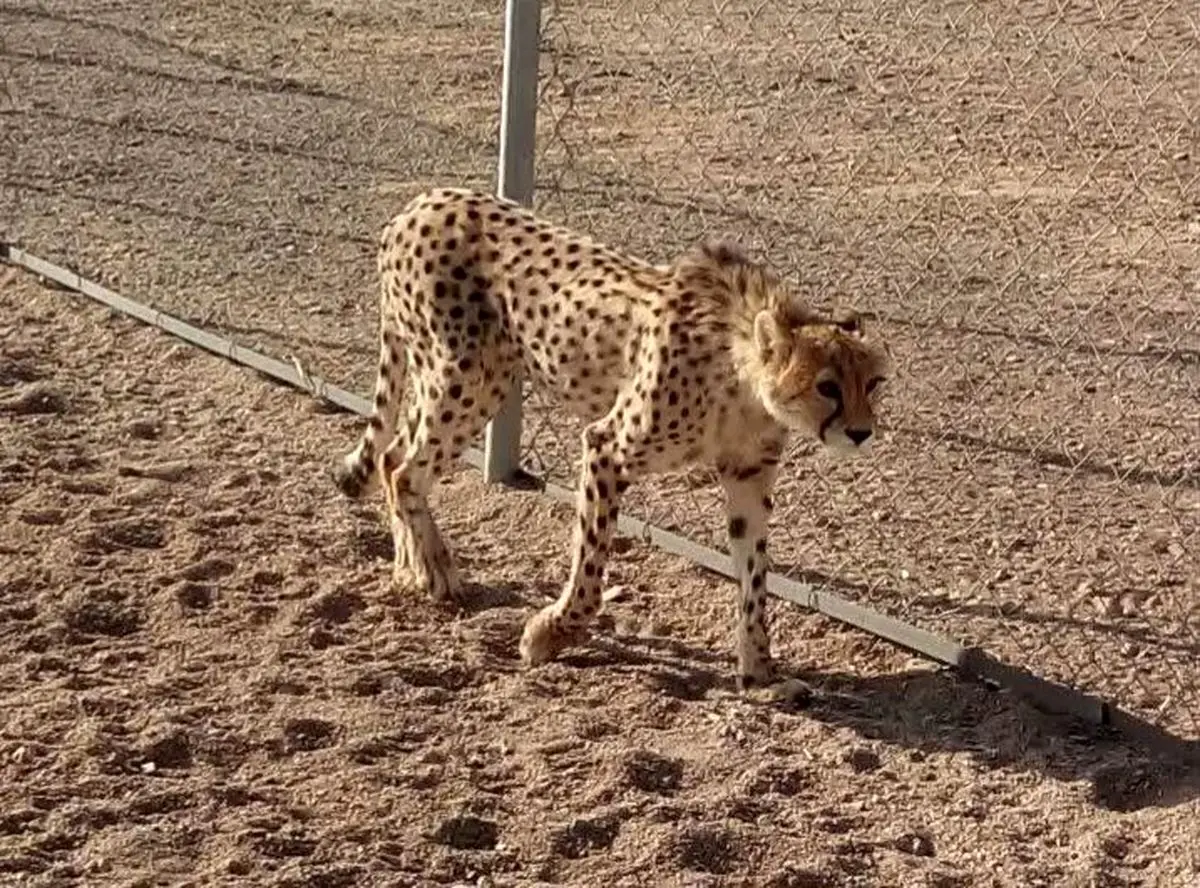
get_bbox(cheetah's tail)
[331,320,406,501]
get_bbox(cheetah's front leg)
[720,463,779,690]
[379,426,460,602]
[520,422,623,666]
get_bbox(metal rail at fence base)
[4,240,1198,771]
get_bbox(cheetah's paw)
[736,655,778,693]
[519,606,587,666]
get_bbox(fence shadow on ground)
[2,179,375,250]
[876,312,1200,369]
[568,631,1200,814]
[3,7,354,103]
[2,7,494,142]
[898,426,1200,491]
[347,563,1200,815]
[766,559,1200,661]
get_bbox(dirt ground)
[3,267,1200,886]
[2,0,1200,883]
[3,0,1196,743]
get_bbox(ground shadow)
[899,425,1200,491]
[6,179,375,250]
[3,7,354,102]
[455,581,530,614]
[25,107,417,180]
[920,595,1200,660]
[378,577,539,619]
[764,557,1200,661]
[561,630,1200,813]
[4,11,488,149]
[876,310,1200,369]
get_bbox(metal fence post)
[484,0,541,484]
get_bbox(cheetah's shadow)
[455,580,530,614]
[556,629,1200,813]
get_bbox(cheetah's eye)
[816,380,841,400]
[865,376,885,395]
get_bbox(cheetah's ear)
[831,309,862,335]
[699,239,751,269]
[753,310,789,365]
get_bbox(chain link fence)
[1,1,503,390]
[520,0,1199,742]
[2,0,1196,742]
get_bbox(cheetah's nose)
[846,428,872,446]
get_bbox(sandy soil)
[2,0,1196,743]
[2,0,1199,883]
[2,263,1199,887]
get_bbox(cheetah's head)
[752,307,890,457]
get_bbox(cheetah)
[334,187,890,689]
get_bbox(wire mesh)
[524,0,1199,740]
[2,0,1196,741]
[1,0,503,394]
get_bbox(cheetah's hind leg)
[378,361,517,603]
[333,323,407,501]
